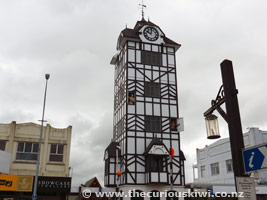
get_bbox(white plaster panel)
[128,138,135,154]
[128,163,135,171]
[162,55,167,66]
[137,174,145,184]
[152,45,158,52]
[136,102,144,115]
[151,172,158,182]
[110,176,114,185]
[153,71,159,80]
[136,97,144,101]
[136,50,141,63]
[169,73,176,84]
[128,105,135,114]
[168,55,175,65]
[136,138,145,154]
[161,73,168,84]
[162,104,169,117]
[154,104,160,116]
[145,70,152,79]
[160,172,167,182]
[172,140,179,156]
[137,163,145,172]
[127,174,134,183]
[145,103,152,115]
[128,49,135,62]
[170,105,177,117]
[136,70,144,80]
[110,163,115,173]
[128,68,135,78]
[128,41,135,47]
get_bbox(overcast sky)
[1,0,267,188]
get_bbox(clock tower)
[104,18,186,199]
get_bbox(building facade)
[193,127,267,197]
[104,18,186,199]
[0,121,72,200]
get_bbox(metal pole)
[170,154,173,191]
[116,146,120,200]
[32,74,50,200]
[220,60,245,190]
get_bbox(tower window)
[128,91,135,105]
[170,118,178,131]
[141,51,162,66]
[117,120,124,136]
[145,82,160,98]
[118,87,124,104]
[145,116,161,132]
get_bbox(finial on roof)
[148,16,150,22]
[126,24,127,28]
[139,0,146,20]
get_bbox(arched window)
[150,190,160,200]
[130,190,144,200]
[166,190,178,200]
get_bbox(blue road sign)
[32,194,37,200]
[242,143,267,173]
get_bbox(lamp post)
[204,60,246,191]
[32,74,50,200]
[115,145,121,200]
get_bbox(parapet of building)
[0,121,72,177]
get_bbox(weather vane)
[139,0,146,19]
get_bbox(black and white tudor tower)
[104,18,186,199]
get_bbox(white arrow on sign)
[258,146,267,168]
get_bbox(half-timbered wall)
[109,40,184,186]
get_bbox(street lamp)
[32,74,50,200]
[204,60,246,191]
[205,114,220,139]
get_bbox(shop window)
[170,118,178,131]
[145,116,161,132]
[16,142,39,161]
[200,166,205,177]
[0,140,6,151]
[49,144,64,162]
[145,82,160,98]
[211,162,220,175]
[226,159,233,173]
[128,91,135,105]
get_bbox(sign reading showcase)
[37,176,71,193]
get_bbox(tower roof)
[104,141,120,157]
[144,138,169,156]
[117,19,180,51]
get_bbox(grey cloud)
[1,0,267,186]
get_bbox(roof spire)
[139,0,146,20]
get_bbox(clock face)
[143,27,159,41]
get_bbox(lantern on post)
[205,114,220,139]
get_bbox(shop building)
[0,121,72,200]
